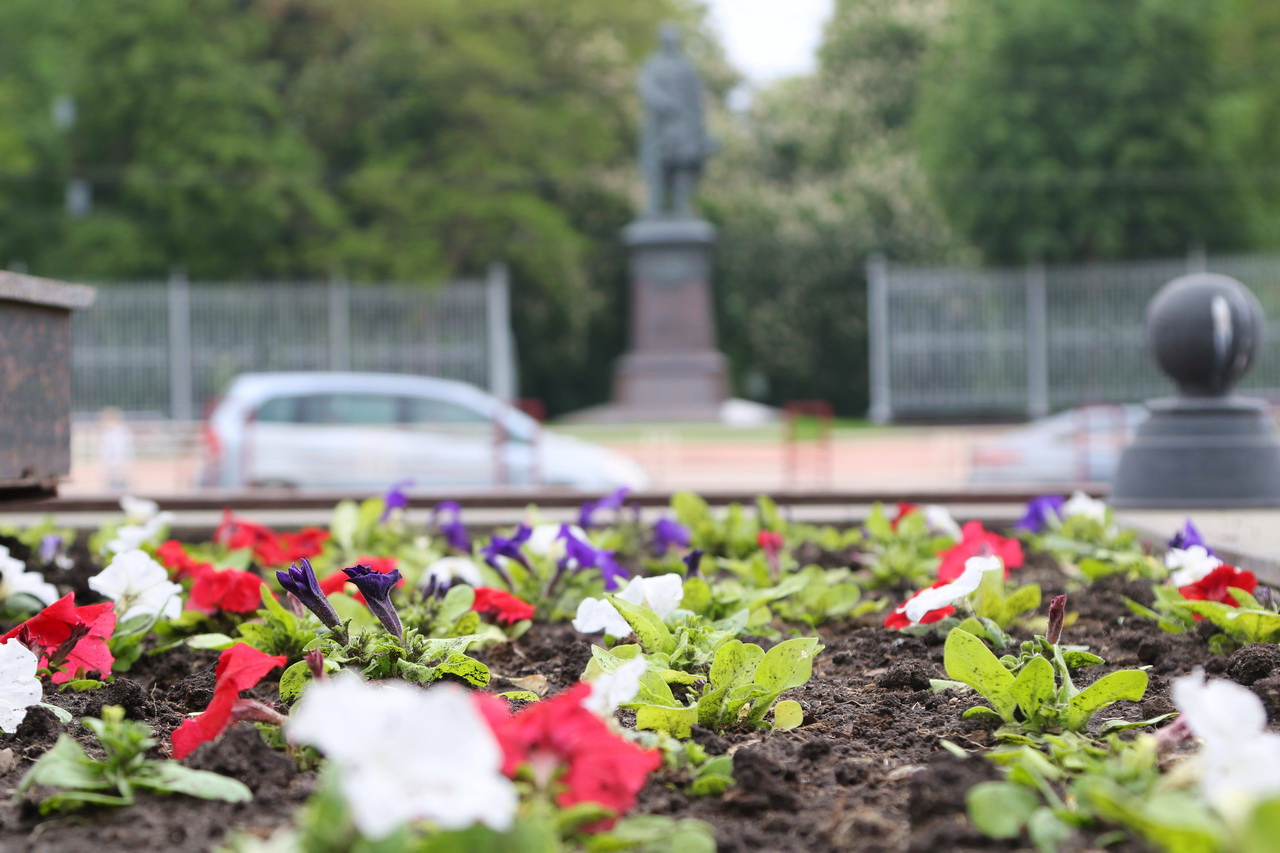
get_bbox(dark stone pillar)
[1112,272,1280,507]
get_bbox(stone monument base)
[1112,396,1280,508]
[569,216,728,422]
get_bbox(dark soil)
[0,562,1247,852]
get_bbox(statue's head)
[658,22,681,53]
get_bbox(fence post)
[1026,261,1050,419]
[485,262,517,401]
[867,252,892,423]
[167,268,194,421]
[328,273,351,371]
[1187,243,1207,273]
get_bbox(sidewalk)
[62,422,989,496]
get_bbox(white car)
[198,372,650,491]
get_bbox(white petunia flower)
[572,574,685,638]
[524,523,588,560]
[0,545,59,607]
[583,655,648,718]
[1166,546,1224,587]
[120,495,160,524]
[922,505,963,540]
[1061,491,1108,523]
[288,674,516,839]
[89,549,183,622]
[1171,671,1280,824]
[902,555,1003,624]
[0,639,43,733]
[572,597,633,638]
[105,510,174,555]
[423,557,483,588]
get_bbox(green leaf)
[944,628,1017,721]
[710,640,763,689]
[1244,796,1280,853]
[187,633,237,650]
[681,577,712,615]
[608,595,673,653]
[1060,651,1104,668]
[19,735,102,793]
[1098,713,1177,734]
[772,699,804,730]
[967,781,1039,838]
[434,653,491,688]
[497,690,540,702]
[636,703,698,738]
[36,703,73,724]
[278,660,313,704]
[1027,806,1075,853]
[1065,670,1148,730]
[330,499,360,552]
[1009,655,1055,721]
[141,763,253,803]
[754,637,822,693]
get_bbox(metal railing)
[71,264,516,418]
[869,251,1280,421]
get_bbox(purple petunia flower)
[578,487,632,529]
[380,479,414,521]
[683,549,705,578]
[553,525,628,592]
[596,551,629,592]
[433,501,471,553]
[277,559,342,630]
[342,564,404,638]
[1169,518,1213,555]
[653,517,691,557]
[38,533,62,565]
[1014,495,1065,534]
[480,524,531,588]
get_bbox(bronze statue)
[638,24,714,218]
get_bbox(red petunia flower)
[937,521,1023,582]
[890,502,919,531]
[279,528,329,564]
[188,565,268,614]
[156,540,209,580]
[471,587,535,625]
[757,530,784,554]
[1179,564,1257,607]
[214,511,329,569]
[171,643,286,759]
[474,683,660,821]
[1,593,116,684]
[318,556,400,603]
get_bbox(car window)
[299,394,401,425]
[255,396,300,423]
[402,397,489,425]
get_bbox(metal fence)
[72,264,516,418]
[868,251,1280,421]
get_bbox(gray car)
[198,372,650,491]
[968,405,1148,486]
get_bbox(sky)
[705,0,834,84]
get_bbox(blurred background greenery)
[2,0,1278,417]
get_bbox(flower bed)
[0,489,1275,852]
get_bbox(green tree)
[703,0,957,413]
[914,0,1243,264]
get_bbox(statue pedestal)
[571,217,728,422]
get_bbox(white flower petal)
[639,574,684,619]
[903,555,1002,624]
[90,549,183,622]
[289,675,516,838]
[0,639,42,733]
[120,495,160,523]
[1166,546,1223,586]
[1062,491,1108,523]
[572,597,633,638]
[583,655,648,718]
[0,546,58,607]
[922,505,963,540]
[424,557,483,587]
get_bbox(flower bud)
[1046,594,1067,645]
[276,559,342,631]
[342,565,404,638]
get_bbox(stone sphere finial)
[1145,272,1265,397]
